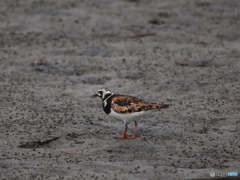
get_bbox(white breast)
[109,109,149,124]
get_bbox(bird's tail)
[154,103,169,109]
[146,103,169,110]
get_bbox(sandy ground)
[0,0,240,179]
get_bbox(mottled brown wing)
[111,94,169,114]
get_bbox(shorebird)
[91,88,169,139]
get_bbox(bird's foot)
[128,133,138,139]
[128,136,137,139]
[115,135,128,139]
[127,131,138,139]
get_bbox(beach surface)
[0,0,240,179]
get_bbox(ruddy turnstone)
[91,88,169,139]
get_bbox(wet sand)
[0,0,240,179]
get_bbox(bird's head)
[91,88,113,100]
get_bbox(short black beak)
[91,94,99,98]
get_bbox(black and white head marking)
[91,88,113,114]
[101,89,113,109]
[91,88,113,101]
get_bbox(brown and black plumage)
[111,95,169,114]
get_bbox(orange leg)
[116,123,128,139]
[128,121,138,139]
